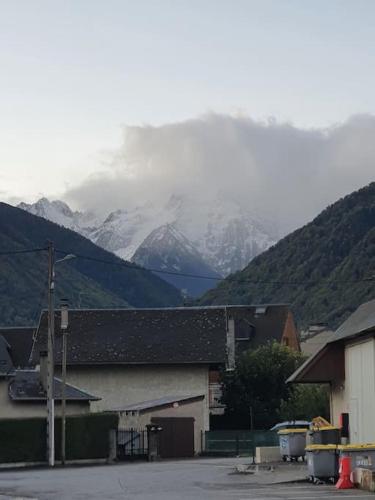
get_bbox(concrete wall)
[64,364,210,431]
[255,446,281,463]
[118,398,205,454]
[0,381,90,419]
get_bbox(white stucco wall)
[0,381,90,419]
[63,365,210,431]
[345,338,375,443]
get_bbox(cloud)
[65,113,375,234]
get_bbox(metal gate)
[151,417,194,458]
[117,428,148,460]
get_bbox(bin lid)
[305,444,337,451]
[278,428,308,434]
[338,443,375,451]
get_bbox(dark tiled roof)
[31,305,292,366]
[227,304,290,348]
[8,370,100,401]
[112,394,205,412]
[0,327,35,368]
[0,335,14,377]
[32,308,228,366]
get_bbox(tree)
[279,384,330,421]
[221,342,304,429]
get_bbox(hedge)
[0,417,46,463]
[0,412,118,463]
[55,413,118,460]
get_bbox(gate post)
[108,429,117,463]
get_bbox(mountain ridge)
[199,182,375,329]
[18,196,277,281]
[132,224,222,296]
[0,202,182,326]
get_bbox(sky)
[1,0,375,228]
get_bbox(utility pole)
[47,241,55,467]
[60,300,69,465]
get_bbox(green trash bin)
[339,444,375,469]
[278,428,307,461]
[305,444,339,483]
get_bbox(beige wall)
[118,398,205,454]
[330,380,347,426]
[64,364,210,431]
[0,381,90,419]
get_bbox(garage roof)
[112,394,205,413]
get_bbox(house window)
[235,319,255,341]
[255,306,267,315]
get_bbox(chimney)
[39,350,48,390]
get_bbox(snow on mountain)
[18,198,101,237]
[172,196,278,276]
[132,224,221,297]
[89,203,175,261]
[18,196,278,291]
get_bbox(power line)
[0,247,47,256]
[0,244,372,286]
[54,248,374,287]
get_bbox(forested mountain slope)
[199,183,375,329]
[0,203,181,326]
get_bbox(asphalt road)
[0,458,372,500]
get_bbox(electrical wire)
[54,247,374,287]
[0,247,47,256]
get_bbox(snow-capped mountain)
[170,196,278,277]
[18,196,278,294]
[18,198,101,237]
[132,224,221,297]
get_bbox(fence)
[204,430,279,457]
[117,428,148,461]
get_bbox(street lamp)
[46,244,75,467]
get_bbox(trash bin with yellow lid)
[309,426,341,445]
[338,444,375,469]
[278,428,307,462]
[305,444,339,483]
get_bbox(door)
[151,417,195,458]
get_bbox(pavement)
[0,457,373,500]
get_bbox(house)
[29,304,299,455]
[0,330,99,419]
[287,298,375,443]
